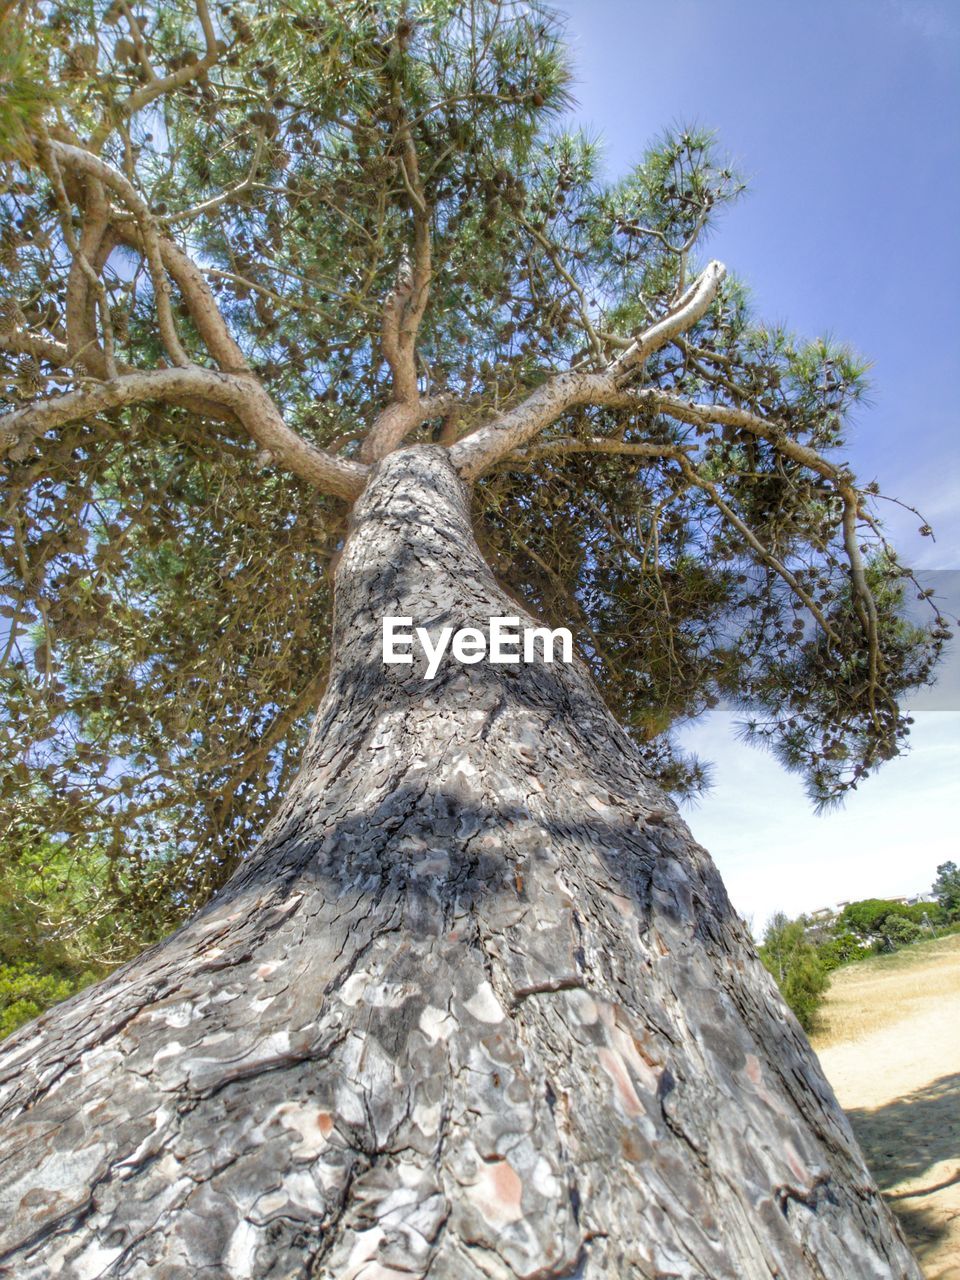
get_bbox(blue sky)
[559,0,960,930]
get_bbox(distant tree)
[839,897,936,953]
[840,898,912,935]
[758,913,829,1031]
[933,861,960,922]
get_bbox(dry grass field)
[812,934,960,1279]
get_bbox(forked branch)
[450,261,726,479]
[48,141,189,368]
[361,57,435,464]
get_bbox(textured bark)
[0,446,919,1279]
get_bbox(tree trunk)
[0,446,919,1280]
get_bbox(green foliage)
[0,959,94,1039]
[0,827,115,1037]
[0,4,53,164]
[839,897,934,938]
[840,898,912,935]
[881,914,921,948]
[0,0,950,945]
[837,896,939,953]
[816,930,871,971]
[759,913,829,1031]
[933,861,960,922]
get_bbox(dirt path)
[812,935,960,1280]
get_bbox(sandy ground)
[812,935,960,1280]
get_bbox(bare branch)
[375,250,417,402]
[396,126,431,357]
[42,141,253,376]
[675,204,712,298]
[610,261,726,378]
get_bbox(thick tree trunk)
[0,447,919,1279]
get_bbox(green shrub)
[0,831,116,1038]
[0,960,96,1039]
[881,913,922,948]
[759,913,829,1031]
[817,930,871,970]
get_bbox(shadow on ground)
[847,1072,960,1265]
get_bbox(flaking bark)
[0,447,919,1279]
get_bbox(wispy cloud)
[885,0,960,50]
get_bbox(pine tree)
[0,1,945,1275]
[758,913,829,1031]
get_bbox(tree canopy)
[0,0,949,961]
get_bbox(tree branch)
[166,130,266,227]
[0,369,368,499]
[510,437,684,463]
[91,0,220,148]
[450,262,727,480]
[9,137,371,503]
[498,430,844,648]
[47,141,189,368]
[617,389,843,483]
[361,392,458,464]
[0,326,72,369]
[361,59,434,463]
[674,454,842,646]
[37,132,116,377]
[520,215,604,363]
[155,242,249,372]
[610,261,726,378]
[447,329,885,663]
[841,487,882,712]
[449,370,606,481]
